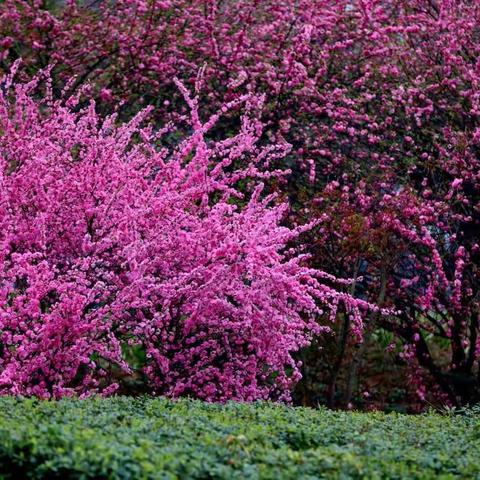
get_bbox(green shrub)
[0,397,478,479]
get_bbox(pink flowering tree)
[296,0,480,409]
[0,65,374,400]
[1,0,479,408]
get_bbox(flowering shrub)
[0,66,375,400]
[1,0,479,407]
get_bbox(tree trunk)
[344,266,387,407]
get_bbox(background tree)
[1,0,479,408]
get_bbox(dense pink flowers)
[0,67,373,400]
[0,0,479,408]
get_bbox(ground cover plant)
[0,396,479,479]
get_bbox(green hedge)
[0,397,478,479]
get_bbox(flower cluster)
[1,0,479,407]
[0,66,373,400]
